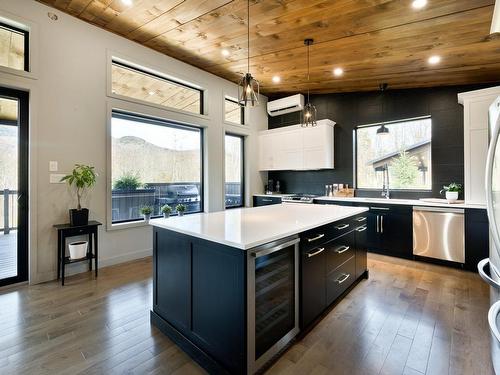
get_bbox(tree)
[391,150,419,188]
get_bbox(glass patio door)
[0,87,28,286]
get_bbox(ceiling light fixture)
[377,83,390,137]
[272,76,281,83]
[221,49,230,57]
[238,0,259,107]
[333,67,344,77]
[428,55,441,65]
[301,38,317,128]
[412,0,427,9]
[148,91,155,96]
[121,0,133,6]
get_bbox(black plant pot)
[69,208,89,227]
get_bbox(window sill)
[107,220,151,232]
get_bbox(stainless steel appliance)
[412,206,465,263]
[281,194,318,204]
[246,236,300,374]
[479,95,500,375]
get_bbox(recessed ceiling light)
[428,55,441,65]
[412,0,427,9]
[221,49,230,57]
[272,76,281,83]
[121,0,133,6]
[333,67,344,77]
[148,91,155,96]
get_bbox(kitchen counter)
[314,196,486,209]
[150,203,368,249]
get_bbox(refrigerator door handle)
[485,108,500,253]
[478,258,500,289]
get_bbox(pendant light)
[377,83,390,136]
[301,39,317,127]
[238,0,259,107]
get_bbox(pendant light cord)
[247,0,250,74]
[307,42,310,103]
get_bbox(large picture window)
[356,117,432,190]
[111,61,203,115]
[111,111,203,223]
[225,134,244,208]
[0,22,29,72]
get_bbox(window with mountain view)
[111,111,203,223]
[356,117,432,190]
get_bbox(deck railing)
[1,189,18,234]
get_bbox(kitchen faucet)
[381,164,390,199]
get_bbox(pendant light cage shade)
[238,72,260,107]
[302,102,317,127]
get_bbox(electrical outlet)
[50,173,65,184]
[49,161,58,172]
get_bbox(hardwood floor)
[0,254,493,375]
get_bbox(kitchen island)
[149,203,370,375]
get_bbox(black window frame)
[353,116,432,192]
[111,60,204,115]
[224,133,245,209]
[224,97,245,125]
[0,21,29,72]
[111,110,204,224]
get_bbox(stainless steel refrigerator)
[479,95,500,374]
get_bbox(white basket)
[68,241,88,259]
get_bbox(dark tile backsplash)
[267,83,499,199]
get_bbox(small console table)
[53,220,102,285]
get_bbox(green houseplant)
[175,204,187,216]
[61,164,97,226]
[140,206,153,222]
[113,172,142,190]
[161,204,172,218]
[440,182,462,203]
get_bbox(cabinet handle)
[376,215,379,233]
[334,245,350,254]
[370,207,390,211]
[335,273,350,284]
[381,215,384,233]
[356,217,367,222]
[335,223,350,230]
[307,247,325,258]
[356,226,367,232]
[307,233,325,242]
[262,198,273,202]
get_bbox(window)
[111,111,203,223]
[355,117,432,190]
[111,61,203,115]
[0,22,29,72]
[224,97,244,125]
[225,134,244,208]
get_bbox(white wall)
[0,0,268,284]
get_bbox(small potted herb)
[175,204,187,216]
[61,164,98,226]
[161,204,172,218]
[440,183,462,203]
[140,206,153,222]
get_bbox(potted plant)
[140,206,153,222]
[161,204,172,218]
[68,240,88,260]
[440,182,462,203]
[175,204,187,216]
[61,164,97,226]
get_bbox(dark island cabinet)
[152,228,247,375]
[253,195,282,207]
[301,242,327,329]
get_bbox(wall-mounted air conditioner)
[267,94,304,117]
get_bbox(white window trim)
[106,50,210,121]
[0,10,39,80]
[223,93,246,127]
[105,99,206,231]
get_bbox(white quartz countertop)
[149,203,368,250]
[314,196,486,209]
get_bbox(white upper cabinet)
[258,119,335,171]
[458,86,500,205]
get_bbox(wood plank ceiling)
[37,0,500,96]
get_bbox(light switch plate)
[50,173,65,184]
[49,161,58,172]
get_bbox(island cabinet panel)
[154,228,191,332]
[353,222,368,279]
[191,240,247,374]
[326,231,355,274]
[326,256,356,305]
[301,243,327,328]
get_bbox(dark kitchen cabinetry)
[465,208,489,271]
[301,242,327,330]
[253,195,282,207]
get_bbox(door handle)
[307,233,325,242]
[307,247,325,258]
[334,223,349,230]
[334,246,350,254]
[478,258,500,289]
[335,273,350,284]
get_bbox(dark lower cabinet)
[253,195,282,207]
[301,243,327,328]
[326,256,356,305]
[354,223,368,279]
[465,208,490,271]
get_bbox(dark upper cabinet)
[253,195,282,207]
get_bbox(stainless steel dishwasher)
[413,206,465,263]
